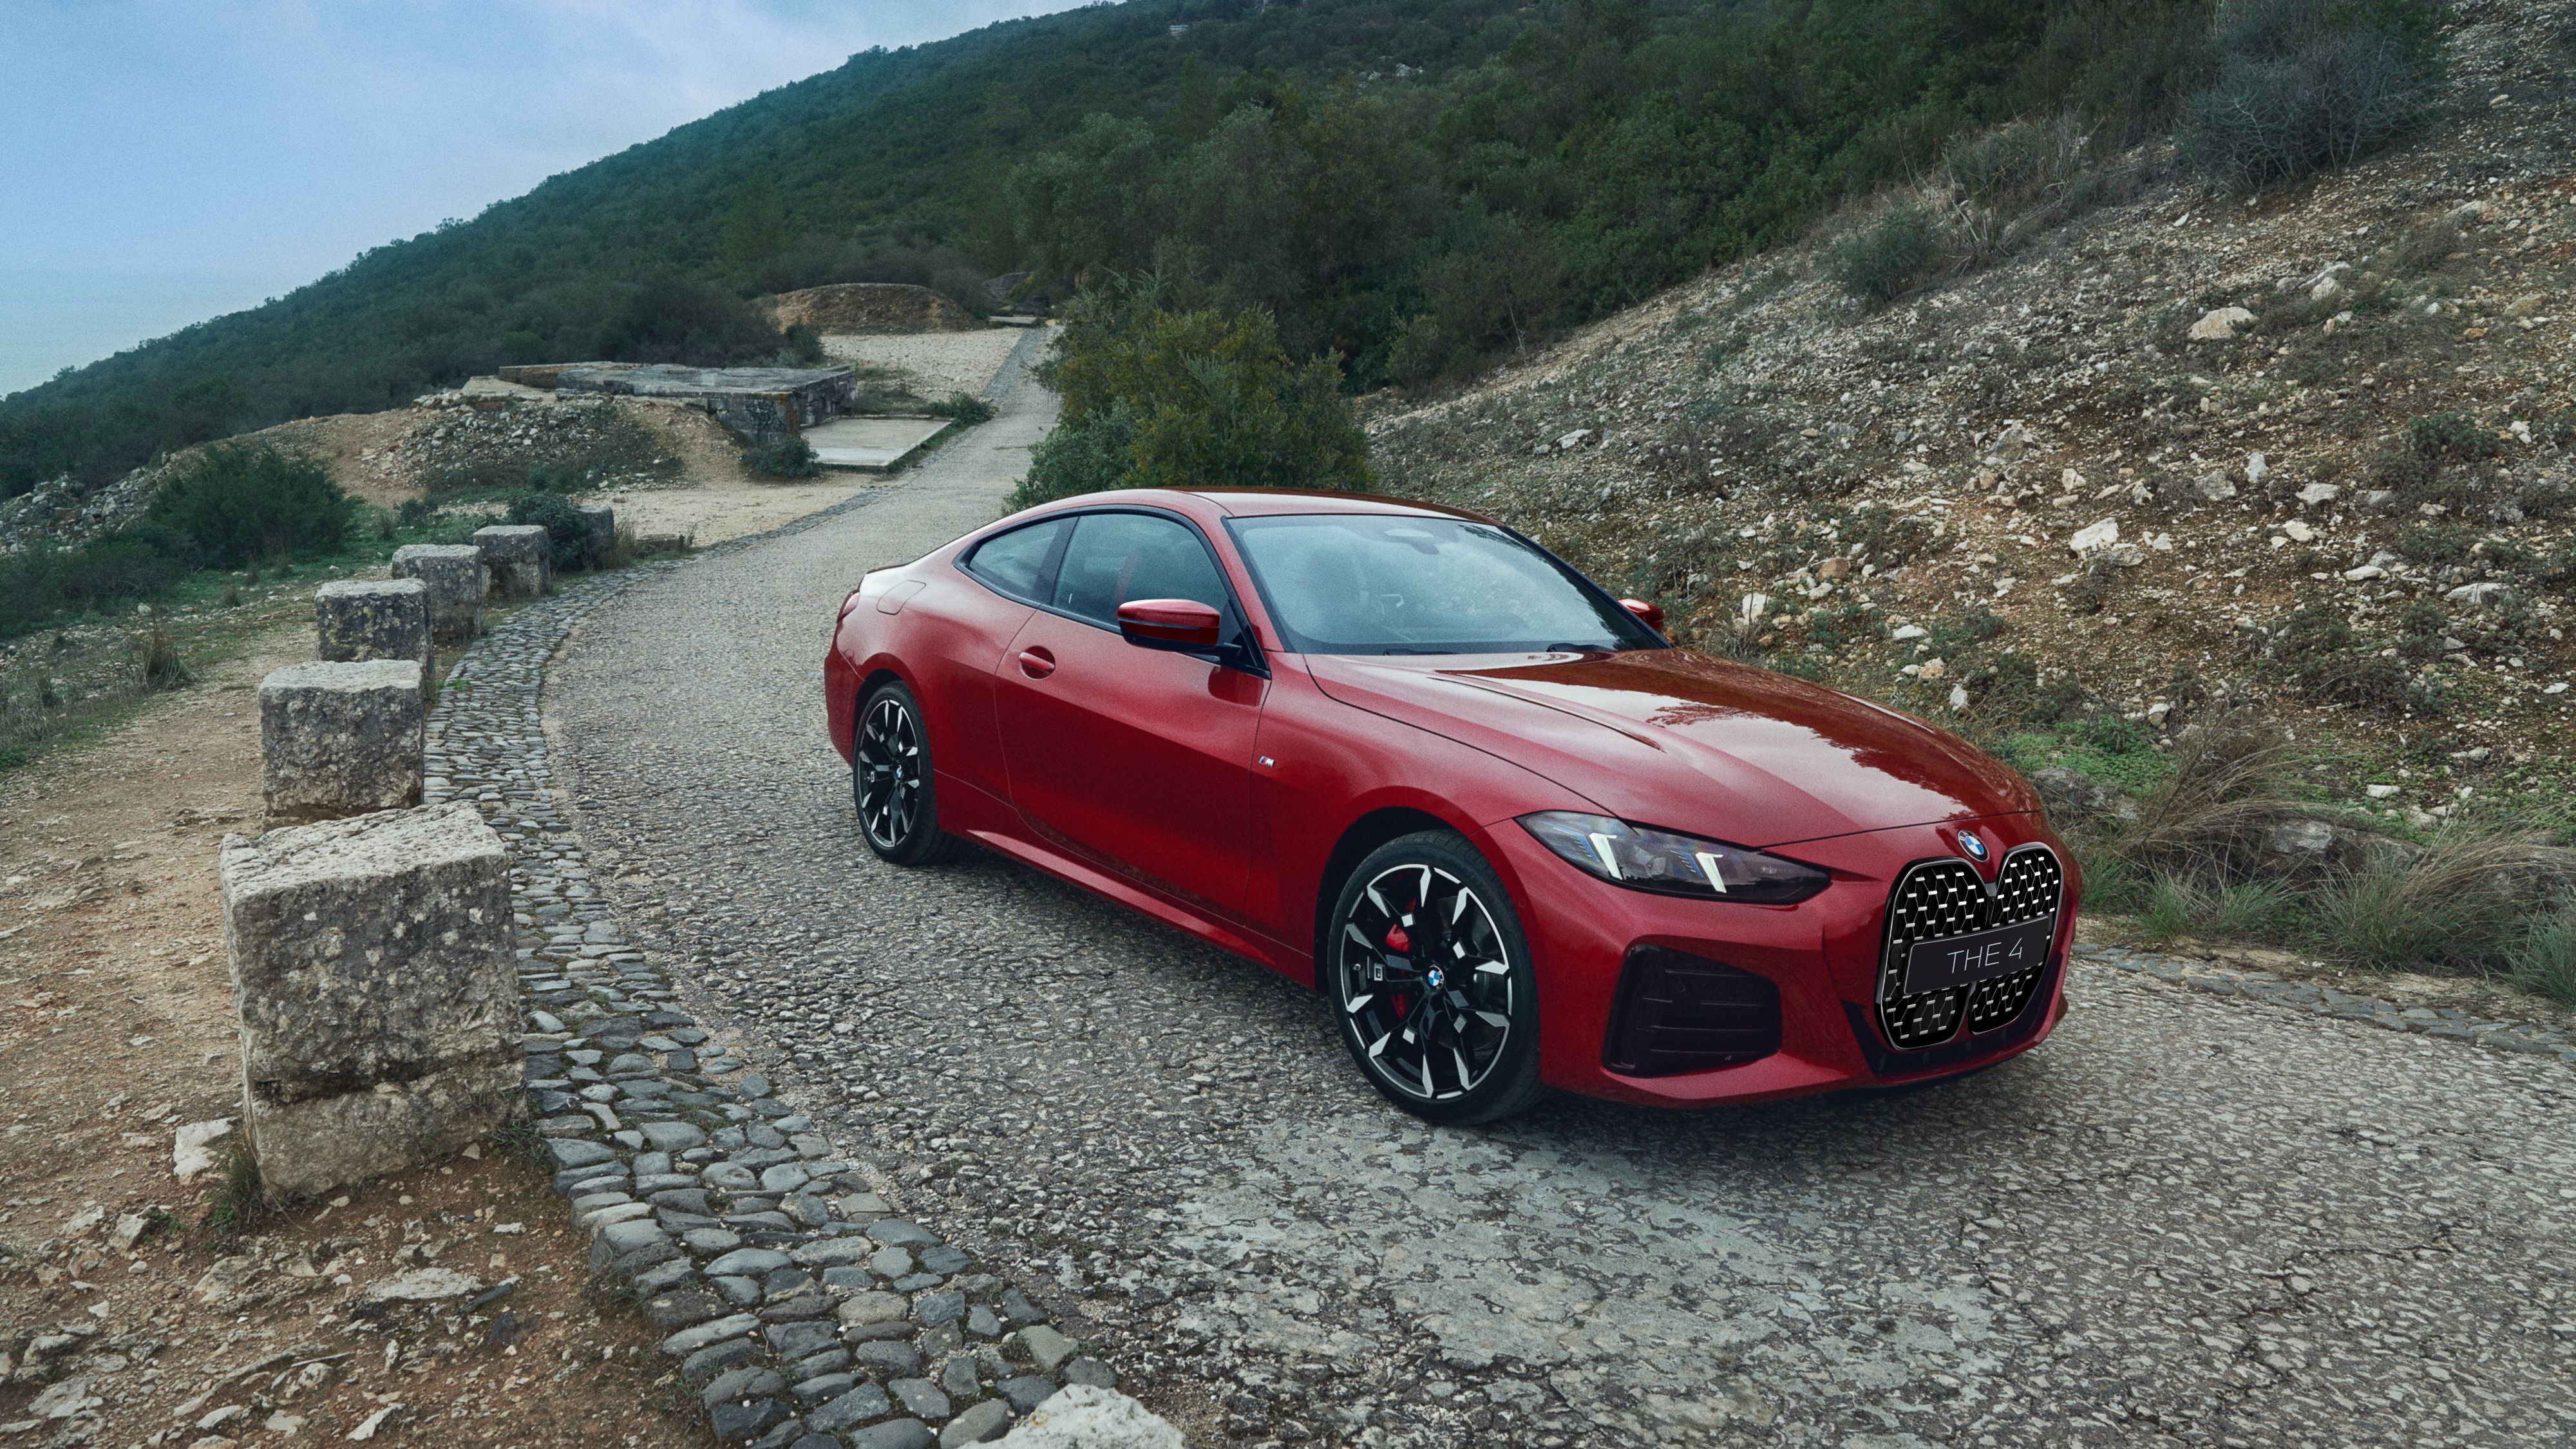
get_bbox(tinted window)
[1226,514,1662,656]
[961,518,1068,603]
[1050,513,1231,627]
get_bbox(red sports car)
[825,489,2076,1122]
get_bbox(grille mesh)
[1877,846,2063,1050]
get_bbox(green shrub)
[1826,201,1947,305]
[929,392,996,425]
[148,442,352,564]
[2407,410,2499,460]
[741,436,819,478]
[2177,0,2443,191]
[505,491,596,571]
[2511,911,2576,1004]
[1015,401,1139,511]
[1020,287,1372,508]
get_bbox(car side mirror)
[1620,597,1665,632]
[1117,598,1224,650]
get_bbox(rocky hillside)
[1371,0,2574,820]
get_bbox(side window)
[1050,513,1231,628]
[961,518,1068,603]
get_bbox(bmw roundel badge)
[1960,830,1990,862]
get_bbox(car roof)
[1043,488,1497,523]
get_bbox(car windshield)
[1226,513,1663,656]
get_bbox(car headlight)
[1519,811,1829,904]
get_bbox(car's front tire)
[1325,831,1546,1124]
[853,680,963,866]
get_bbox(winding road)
[546,334,2576,1448]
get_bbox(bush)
[148,442,352,564]
[2407,410,2499,460]
[2177,0,2443,191]
[504,491,596,571]
[1016,401,1139,511]
[1019,285,1372,507]
[741,436,819,478]
[2512,911,2576,1004]
[929,392,996,425]
[1826,202,1947,305]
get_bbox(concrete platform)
[802,416,952,472]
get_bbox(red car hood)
[1303,649,2038,848]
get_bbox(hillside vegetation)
[1369,0,2575,998]
[9,0,2231,497]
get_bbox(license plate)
[1902,915,2056,996]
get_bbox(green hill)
[3,0,2219,494]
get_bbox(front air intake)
[1875,846,2063,1050]
[1603,945,1781,1077]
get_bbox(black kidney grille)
[1877,846,2063,1050]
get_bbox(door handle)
[1017,647,1056,679]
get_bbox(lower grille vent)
[1604,945,1781,1077]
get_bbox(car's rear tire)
[854,680,964,866]
[1325,830,1546,1125]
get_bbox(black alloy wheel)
[854,681,961,866]
[1327,831,1544,1124]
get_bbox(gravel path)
[545,337,2576,1447]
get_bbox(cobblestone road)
[545,337,2576,1448]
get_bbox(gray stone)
[761,1162,812,1194]
[258,661,425,822]
[547,1139,617,1169]
[713,1275,763,1307]
[683,1336,764,1381]
[641,1121,707,1151]
[705,1367,788,1406]
[853,1420,935,1449]
[965,1306,1001,1338]
[576,503,616,564]
[868,1219,938,1247]
[855,1340,923,1377]
[870,1245,914,1279]
[705,1162,760,1191]
[793,1372,857,1406]
[708,1398,787,1443]
[390,543,488,641]
[685,1227,744,1254]
[661,1312,762,1358]
[474,524,553,598]
[790,1236,873,1269]
[709,1247,795,1278]
[837,1291,908,1327]
[938,1356,981,1399]
[1014,1326,1076,1373]
[219,802,513,1200]
[1060,1358,1115,1389]
[767,1320,838,1361]
[806,1383,894,1434]
[314,578,433,691]
[913,1291,964,1327]
[983,1387,1177,1448]
[917,1246,970,1276]
[599,1219,668,1255]
[942,1400,1012,1447]
[996,1379,1056,1415]
[889,1378,951,1421]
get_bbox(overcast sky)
[0,0,1087,393]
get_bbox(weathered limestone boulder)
[260,660,424,824]
[473,524,551,598]
[575,504,615,564]
[218,802,515,1201]
[390,544,488,641]
[314,578,433,691]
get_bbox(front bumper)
[1474,812,2076,1109]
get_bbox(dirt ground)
[0,614,706,1448]
[819,330,1029,399]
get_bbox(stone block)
[473,524,552,598]
[390,544,488,641]
[314,579,433,691]
[218,802,515,1200]
[576,504,615,562]
[259,660,424,824]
